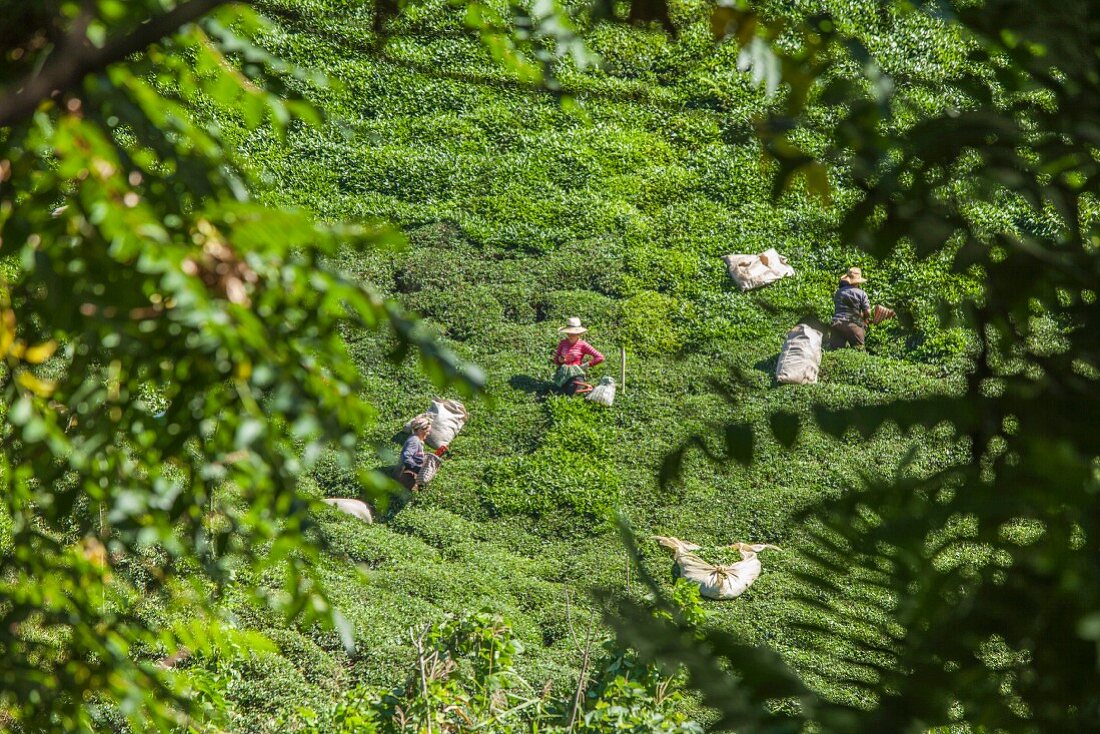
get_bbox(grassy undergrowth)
[169,0,986,729]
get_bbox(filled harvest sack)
[586,376,616,406]
[656,536,778,600]
[405,398,469,449]
[427,398,467,447]
[322,498,373,523]
[775,323,823,385]
[721,248,795,291]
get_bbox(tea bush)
[481,398,622,532]
[620,290,690,356]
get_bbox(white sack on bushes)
[427,398,468,447]
[721,248,795,291]
[656,536,778,600]
[775,323,823,385]
[322,498,373,523]
[586,376,616,406]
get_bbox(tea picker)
[396,415,434,492]
[551,317,605,396]
[829,267,895,350]
[399,398,469,490]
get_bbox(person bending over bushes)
[830,267,872,349]
[551,317,605,396]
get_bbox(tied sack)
[405,398,469,449]
[656,537,779,600]
[721,248,795,292]
[586,376,616,406]
[775,323,823,385]
[322,498,373,523]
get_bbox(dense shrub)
[405,286,506,342]
[310,449,367,499]
[479,398,621,532]
[536,289,620,328]
[621,290,690,356]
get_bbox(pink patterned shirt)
[553,339,605,367]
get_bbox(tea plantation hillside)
[172,0,982,729]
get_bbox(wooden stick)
[619,346,626,394]
[567,619,595,733]
[414,627,434,734]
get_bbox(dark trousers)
[395,466,420,492]
[830,321,866,349]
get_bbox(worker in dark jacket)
[830,267,872,349]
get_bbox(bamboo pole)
[619,346,626,394]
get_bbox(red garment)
[553,339,605,367]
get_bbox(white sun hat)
[558,316,588,335]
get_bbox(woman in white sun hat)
[551,317,605,395]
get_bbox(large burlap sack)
[322,498,373,523]
[404,398,469,449]
[721,248,795,291]
[586,376,616,407]
[656,537,778,600]
[775,323,823,385]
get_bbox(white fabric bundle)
[721,248,795,291]
[656,536,778,600]
[775,323,823,385]
[322,498,373,523]
[404,398,469,449]
[585,376,616,406]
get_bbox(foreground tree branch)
[0,0,234,129]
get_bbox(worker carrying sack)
[721,248,795,292]
[322,498,373,523]
[656,536,779,600]
[586,376,616,406]
[775,323,823,385]
[404,398,469,449]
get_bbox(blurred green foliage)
[0,1,479,730]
